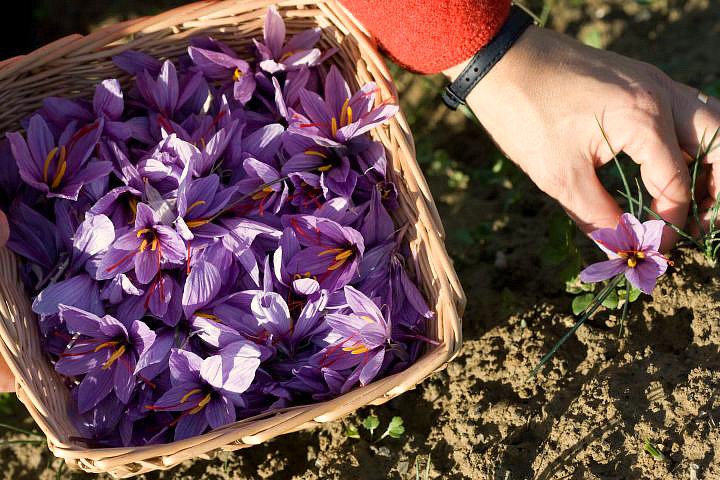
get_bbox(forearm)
[339,0,511,74]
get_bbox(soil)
[2,1,720,479]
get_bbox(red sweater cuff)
[339,0,512,74]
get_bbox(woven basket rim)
[0,1,465,476]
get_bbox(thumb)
[0,210,8,248]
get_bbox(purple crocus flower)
[233,158,288,217]
[7,115,111,200]
[55,306,159,411]
[283,215,365,292]
[148,345,262,440]
[97,202,186,284]
[289,66,398,149]
[321,286,391,391]
[254,6,331,74]
[176,174,237,241]
[579,213,668,294]
[188,42,256,104]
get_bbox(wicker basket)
[0,1,464,477]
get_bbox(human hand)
[446,26,720,251]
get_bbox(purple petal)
[182,260,221,317]
[205,396,235,429]
[201,341,261,394]
[78,367,114,413]
[579,258,627,284]
[263,6,286,59]
[113,351,137,404]
[72,214,115,270]
[169,348,202,384]
[639,220,665,252]
[359,349,384,386]
[55,346,109,376]
[174,411,208,441]
[33,274,103,317]
[134,249,160,285]
[93,79,124,119]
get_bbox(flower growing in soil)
[580,213,668,294]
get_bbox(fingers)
[671,81,720,168]
[624,121,691,251]
[0,210,8,248]
[546,164,623,235]
[0,355,15,393]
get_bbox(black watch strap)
[442,5,535,110]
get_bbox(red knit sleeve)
[339,0,511,74]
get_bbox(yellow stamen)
[304,150,328,159]
[185,218,210,229]
[128,198,138,219]
[318,248,343,256]
[43,147,59,183]
[317,164,333,172]
[346,106,353,125]
[102,344,126,370]
[180,388,203,404]
[331,117,338,137]
[360,315,374,324]
[188,393,212,415]
[150,238,159,251]
[195,312,221,322]
[50,148,67,189]
[279,50,296,62]
[627,257,638,268]
[186,200,207,215]
[139,239,149,252]
[233,68,242,82]
[93,341,119,352]
[334,249,353,261]
[343,344,369,355]
[636,251,645,259]
[136,228,152,238]
[339,98,350,126]
[327,259,347,271]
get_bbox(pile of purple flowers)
[0,7,433,446]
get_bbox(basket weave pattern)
[0,1,464,476]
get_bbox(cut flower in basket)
[1,7,436,449]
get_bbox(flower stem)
[530,274,623,378]
[596,117,634,217]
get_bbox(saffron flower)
[98,202,186,284]
[7,115,111,200]
[322,286,391,391]
[188,42,256,104]
[55,306,159,411]
[289,66,398,149]
[254,6,329,74]
[149,345,262,440]
[579,213,668,294]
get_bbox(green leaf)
[628,285,642,303]
[362,415,380,435]
[602,288,619,309]
[572,293,594,315]
[345,424,360,439]
[381,416,405,440]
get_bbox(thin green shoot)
[415,454,432,480]
[531,274,623,377]
[618,191,702,248]
[596,116,634,217]
[643,439,668,461]
[0,422,43,438]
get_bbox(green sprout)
[643,438,668,462]
[344,414,405,443]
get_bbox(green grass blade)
[596,116,634,217]
[530,275,623,377]
[0,422,42,438]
